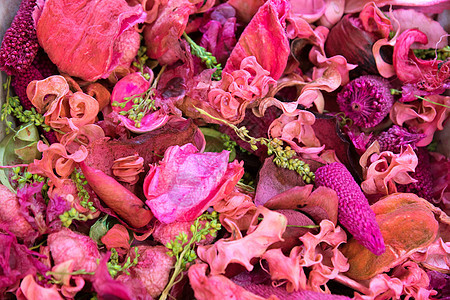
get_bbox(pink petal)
[197,206,287,275]
[36,0,146,81]
[224,0,290,80]
[18,275,63,300]
[143,144,244,223]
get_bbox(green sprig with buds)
[107,247,140,278]
[59,208,89,227]
[111,65,166,128]
[390,88,450,109]
[159,211,221,300]
[11,166,47,189]
[182,32,222,80]
[132,45,151,79]
[1,76,51,134]
[71,169,96,213]
[194,106,315,183]
[413,45,450,61]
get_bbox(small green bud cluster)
[183,32,222,80]
[160,211,221,300]
[107,247,140,278]
[166,211,221,269]
[132,45,151,78]
[413,45,449,61]
[12,166,47,188]
[111,90,157,128]
[261,138,315,183]
[1,77,51,134]
[59,207,88,227]
[71,169,96,213]
[220,133,237,152]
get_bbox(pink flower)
[390,94,450,147]
[110,72,169,133]
[143,143,244,223]
[35,0,146,81]
[360,142,418,195]
[47,228,101,273]
[224,0,290,81]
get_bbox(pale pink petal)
[197,206,287,275]
[18,275,63,300]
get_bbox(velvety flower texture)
[47,228,101,273]
[315,162,385,255]
[371,125,425,153]
[337,75,394,128]
[0,0,39,75]
[35,0,146,81]
[143,143,244,223]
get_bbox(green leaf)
[199,127,236,161]
[14,141,40,163]
[0,133,18,192]
[14,123,39,142]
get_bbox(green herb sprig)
[111,65,166,128]
[182,32,222,80]
[194,107,315,183]
[11,166,47,188]
[413,45,450,61]
[132,45,151,79]
[71,169,96,213]
[159,211,221,300]
[1,76,51,134]
[107,247,140,278]
[59,208,88,227]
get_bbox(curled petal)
[197,206,287,275]
[27,75,69,115]
[112,154,145,185]
[360,143,418,195]
[390,95,450,146]
[28,141,88,187]
[18,275,63,300]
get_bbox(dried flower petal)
[143,143,243,223]
[224,0,290,80]
[112,154,144,185]
[197,206,287,275]
[360,143,418,195]
[36,0,146,81]
[48,228,101,273]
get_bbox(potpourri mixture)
[0,0,449,299]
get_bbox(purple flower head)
[337,75,394,128]
[315,162,385,255]
[397,148,433,201]
[371,125,426,153]
[0,0,39,75]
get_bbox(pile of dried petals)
[0,0,449,299]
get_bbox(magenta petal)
[143,144,244,223]
[223,0,290,80]
[393,29,441,84]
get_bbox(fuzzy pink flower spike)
[315,162,385,255]
[0,0,39,75]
